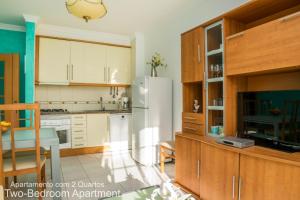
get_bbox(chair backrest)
[0,103,41,177]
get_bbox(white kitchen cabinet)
[86,113,109,147]
[70,42,107,84]
[38,37,131,85]
[39,38,70,84]
[71,114,87,149]
[70,41,85,83]
[106,46,131,84]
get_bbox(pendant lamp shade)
[66,0,107,22]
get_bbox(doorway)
[0,54,20,121]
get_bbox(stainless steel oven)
[41,115,71,149]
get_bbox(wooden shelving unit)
[205,21,225,137]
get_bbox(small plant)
[147,52,167,77]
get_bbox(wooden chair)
[160,141,175,173]
[0,104,46,200]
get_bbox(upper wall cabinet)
[37,37,132,85]
[70,42,106,84]
[38,38,70,85]
[181,27,204,83]
[226,11,300,76]
[107,46,131,84]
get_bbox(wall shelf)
[207,106,224,111]
[207,48,223,57]
[207,77,224,83]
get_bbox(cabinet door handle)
[232,176,235,200]
[280,11,300,23]
[197,160,200,178]
[197,42,201,63]
[71,64,74,80]
[67,64,69,80]
[108,67,111,83]
[238,177,242,200]
[227,32,244,40]
[104,67,106,82]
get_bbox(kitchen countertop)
[41,109,132,115]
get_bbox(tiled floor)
[5,151,174,200]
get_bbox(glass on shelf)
[209,64,223,78]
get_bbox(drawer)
[182,112,203,124]
[72,141,87,149]
[182,122,203,135]
[72,127,86,135]
[72,134,87,141]
[71,120,86,128]
[71,114,86,121]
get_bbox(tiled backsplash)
[35,85,130,111]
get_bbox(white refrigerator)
[131,76,172,166]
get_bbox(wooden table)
[2,128,62,200]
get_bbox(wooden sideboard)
[178,1,300,198]
[176,133,300,200]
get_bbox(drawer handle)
[280,11,300,23]
[227,32,244,40]
[74,144,84,147]
[184,117,196,120]
[74,130,83,133]
[74,123,84,126]
[184,127,197,131]
[74,137,84,140]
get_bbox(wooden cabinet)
[239,154,300,200]
[200,143,239,200]
[181,27,204,83]
[175,135,201,195]
[37,37,131,85]
[106,46,131,84]
[226,11,300,76]
[39,38,70,84]
[86,113,109,147]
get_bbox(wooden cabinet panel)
[39,38,70,84]
[200,143,239,200]
[107,46,131,84]
[226,11,300,76]
[181,27,204,82]
[175,135,201,195]
[239,154,300,200]
[86,114,108,147]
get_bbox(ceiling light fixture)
[65,0,107,22]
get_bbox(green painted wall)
[0,29,26,103]
[24,22,35,103]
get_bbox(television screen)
[237,90,300,152]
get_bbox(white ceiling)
[0,0,191,35]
